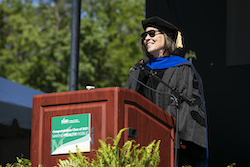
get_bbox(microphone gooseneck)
[129,56,150,72]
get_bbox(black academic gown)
[124,57,208,150]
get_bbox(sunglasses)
[141,30,162,40]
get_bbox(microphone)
[129,56,150,72]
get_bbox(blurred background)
[1,0,250,166]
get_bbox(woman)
[125,16,208,167]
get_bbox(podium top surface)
[33,87,142,104]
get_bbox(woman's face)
[143,27,166,58]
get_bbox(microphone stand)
[138,64,195,167]
[174,98,180,167]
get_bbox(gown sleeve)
[156,65,207,148]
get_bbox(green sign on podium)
[51,113,91,155]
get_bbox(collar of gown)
[146,55,191,70]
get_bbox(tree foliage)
[0,0,145,92]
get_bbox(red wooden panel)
[31,101,109,166]
[30,87,175,167]
[124,104,174,167]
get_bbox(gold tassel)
[176,31,183,48]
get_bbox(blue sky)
[32,0,55,6]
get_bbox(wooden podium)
[31,87,175,167]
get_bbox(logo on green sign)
[51,113,91,155]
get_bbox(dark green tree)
[78,0,145,89]
[0,0,145,92]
